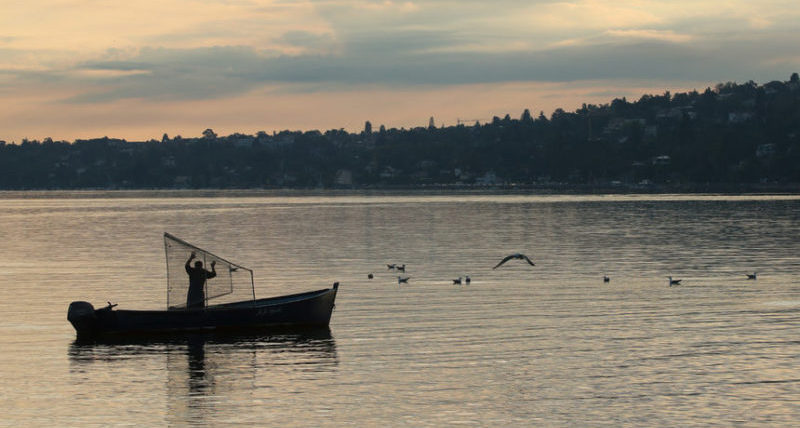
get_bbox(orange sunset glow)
[1,0,798,142]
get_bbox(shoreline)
[0,182,798,199]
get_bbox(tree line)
[1,74,799,190]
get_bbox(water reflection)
[71,325,332,348]
[185,334,210,395]
[69,328,338,424]
[69,328,338,368]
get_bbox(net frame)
[164,232,255,310]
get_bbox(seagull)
[603,275,610,283]
[668,276,682,286]
[387,264,396,270]
[746,272,757,280]
[493,253,535,269]
[398,276,409,284]
[452,277,462,285]
[465,275,471,284]
[367,273,374,279]
[397,264,406,272]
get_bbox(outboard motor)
[67,301,97,336]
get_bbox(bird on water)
[465,275,471,284]
[493,253,535,269]
[603,275,610,283]
[668,276,682,286]
[453,277,462,285]
[746,272,757,280]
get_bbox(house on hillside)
[475,171,501,186]
[652,155,671,166]
[335,169,353,186]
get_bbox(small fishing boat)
[68,233,338,338]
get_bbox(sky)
[1,0,799,143]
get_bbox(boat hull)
[68,283,338,338]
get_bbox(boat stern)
[67,301,98,337]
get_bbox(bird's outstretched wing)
[493,254,515,269]
[521,254,535,266]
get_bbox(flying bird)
[668,276,682,286]
[398,276,409,284]
[387,264,396,270]
[746,272,757,280]
[452,277,462,285]
[493,253,535,269]
[397,264,406,272]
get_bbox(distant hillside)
[2,74,799,191]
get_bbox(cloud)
[37,32,785,105]
[604,29,693,44]
[2,1,800,108]
[277,30,335,49]
[64,46,263,102]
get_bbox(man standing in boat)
[185,252,216,309]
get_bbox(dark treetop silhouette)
[4,74,800,190]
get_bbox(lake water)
[1,192,799,426]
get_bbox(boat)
[68,233,338,338]
[67,285,338,338]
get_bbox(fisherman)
[185,251,216,309]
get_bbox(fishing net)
[164,233,255,310]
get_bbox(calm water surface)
[1,193,799,426]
